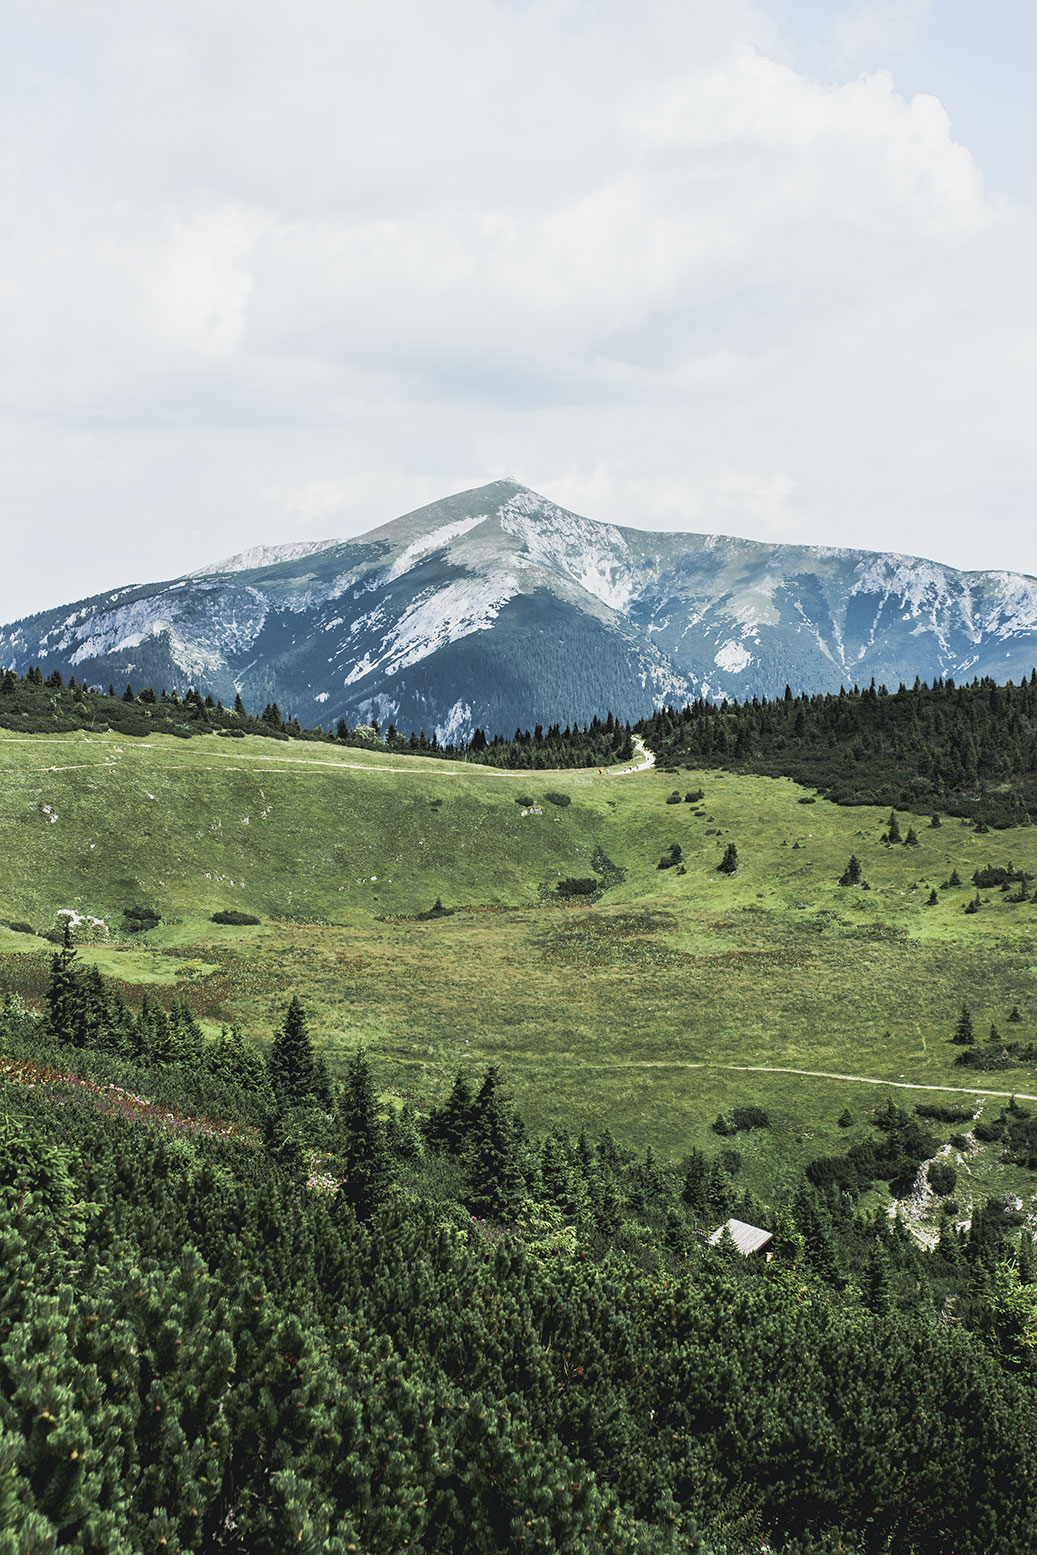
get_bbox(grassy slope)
[2,727,1037,1208]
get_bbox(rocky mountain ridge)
[2,480,1036,741]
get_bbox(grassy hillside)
[3,726,1037,1208]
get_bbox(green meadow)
[2,725,1037,1201]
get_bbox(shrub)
[515,795,535,808]
[543,791,571,808]
[914,1102,975,1124]
[123,905,161,933]
[6,921,35,935]
[556,878,600,898]
[797,795,816,805]
[717,843,738,874]
[657,843,683,870]
[927,1161,958,1196]
[665,791,681,804]
[210,910,261,926]
[730,1105,770,1131]
[973,865,1011,888]
[712,1113,737,1137]
[684,788,704,803]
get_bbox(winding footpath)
[575,1058,1037,1105]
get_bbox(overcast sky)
[2,0,1036,622]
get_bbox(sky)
[2,0,1036,622]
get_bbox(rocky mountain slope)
[3,480,1036,741]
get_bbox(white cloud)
[0,0,1035,623]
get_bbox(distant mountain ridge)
[2,480,1037,742]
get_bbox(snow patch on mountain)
[56,589,268,674]
[436,699,475,746]
[978,572,1037,634]
[342,574,519,686]
[850,556,957,614]
[192,539,340,576]
[714,641,753,673]
[382,515,489,584]
[499,491,638,613]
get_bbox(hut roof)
[708,1218,774,1256]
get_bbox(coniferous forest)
[3,931,1037,1553]
[637,673,1037,828]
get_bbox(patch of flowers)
[0,1056,250,1142]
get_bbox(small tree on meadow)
[952,1004,976,1046]
[839,854,862,887]
[717,843,739,875]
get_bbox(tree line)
[637,672,1037,827]
[0,664,634,769]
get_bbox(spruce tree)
[46,921,82,1046]
[268,996,317,1107]
[338,1047,389,1220]
[425,1069,474,1155]
[717,842,738,874]
[952,1004,976,1045]
[838,854,862,887]
[465,1091,524,1223]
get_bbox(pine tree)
[210,1025,273,1097]
[838,854,862,886]
[46,921,82,1046]
[268,996,317,1107]
[717,842,738,874]
[952,1004,976,1045]
[465,1091,524,1223]
[425,1069,474,1155]
[338,1047,389,1220]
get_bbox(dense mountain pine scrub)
[637,671,1037,826]
[3,951,1037,1551]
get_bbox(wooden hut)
[708,1218,774,1257]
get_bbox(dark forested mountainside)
[4,945,1037,1552]
[639,672,1037,827]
